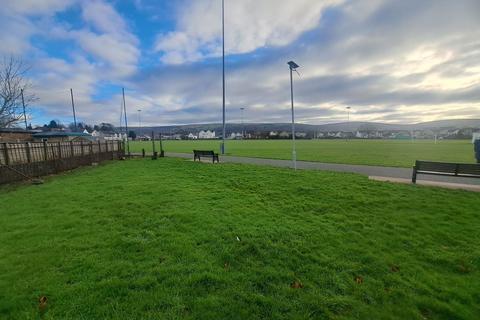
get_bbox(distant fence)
[0,140,125,184]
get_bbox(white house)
[473,132,480,143]
[199,130,216,139]
[187,133,198,140]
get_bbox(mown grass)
[0,158,479,319]
[129,139,475,168]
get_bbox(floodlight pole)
[289,64,297,170]
[70,88,77,131]
[137,109,142,134]
[240,107,245,138]
[221,0,226,154]
[122,87,130,156]
[346,106,351,141]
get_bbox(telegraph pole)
[21,89,27,130]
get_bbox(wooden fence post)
[70,141,74,157]
[43,141,48,161]
[90,142,94,163]
[58,142,62,159]
[26,142,31,163]
[2,143,10,165]
[80,141,84,156]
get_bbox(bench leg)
[412,168,417,184]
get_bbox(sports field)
[129,139,474,168]
[1,159,479,319]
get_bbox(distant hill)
[127,119,480,135]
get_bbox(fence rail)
[0,140,125,184]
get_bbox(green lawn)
[1,159,479,319]
[129,139,475,168]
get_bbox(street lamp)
[240,107,245,138]
[288,60,300,170]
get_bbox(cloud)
[131,0,480,125]
[154,0,343,64]
[73,1,140,78]
[0,0,140,124]
[3,0,480,126]
[81,0,128,34]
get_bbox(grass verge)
[0,158,479,319]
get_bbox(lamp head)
[287,61,300,70]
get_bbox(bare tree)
[0,56,36,128]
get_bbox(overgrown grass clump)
[0,158,479,319]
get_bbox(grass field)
[129,139,475,168]
[1,159,479,319]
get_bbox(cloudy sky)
[1,0,479,126]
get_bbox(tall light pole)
[137,109,142,134]
[346,106,351,140]
[70,88,77,131]
[221,0,226,154]
[240,107,245,138]
[288,61,300,170]
[122,87,130,156]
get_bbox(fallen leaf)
[390,265,400,273]
[354,276,363,284]
[38,296,48,311]
[291,280,303,289]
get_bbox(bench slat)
[457,164,480,175]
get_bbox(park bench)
[193,150,219,163]
[412,160,480,183]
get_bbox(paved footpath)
[163,152,480,186]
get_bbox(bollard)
[142,148,145,158]
[152,151,158,160]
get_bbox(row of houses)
[0,128,127,143]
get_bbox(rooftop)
[33,132,92,137]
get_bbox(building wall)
[0,132,33,142]
[33,136,92,143]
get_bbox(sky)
[1,0,479,127]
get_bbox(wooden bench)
[193,150,219,163]
[412,160,480,183]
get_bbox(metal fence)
[0,140,125,184]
